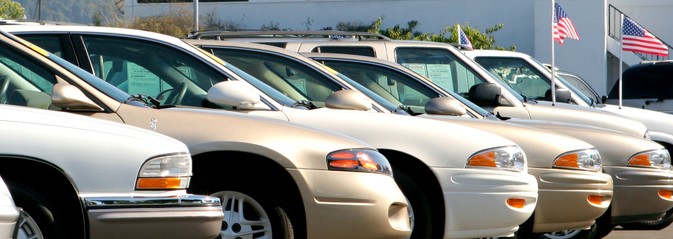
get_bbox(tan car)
[5,25,541,239]
[300,51,673,239]
[0,29,411,239]
[186,40,618,238]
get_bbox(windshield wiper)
[292,100,318,109]
[126,94,161,108]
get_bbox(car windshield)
[394,47,526,105]
[205,47,350,109]
[320,58,490,117]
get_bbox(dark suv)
[608,61,673,114]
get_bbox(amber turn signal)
[588,195,604,205]
[659,190,673,199]
[506,198,526,209]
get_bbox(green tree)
[365,17,515,50]
[0,0,25,19]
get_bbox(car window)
[311,46,376,57]
[395,47,487,97]
[207,47,345,107]
[80,35,224,106]
[473,57,551,100]
[0,41,57,109]
[321,60,439,112]
[609,64,673,99]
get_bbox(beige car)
[300,51,673,239]
[186,40,618,238]
[5,25,542,239]
[0,29,411,239]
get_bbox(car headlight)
[553,148,602,171]
[466,146,526,172]
[327,149,392,176]
[627,149,671,170]
[136,153,192,190]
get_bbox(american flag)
[553,3,580,45]
[458,25,473,50]
[622,16,668,56]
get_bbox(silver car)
[0,103,223,239]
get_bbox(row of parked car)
[0,23,671,239]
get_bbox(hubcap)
[213,191,273,239]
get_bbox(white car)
[4,25,540,239]
[0,175,18,238]
[0,103,223,239]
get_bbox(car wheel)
[539,224,596,239]
[14,209,45,239]
[394,170,441,239]
[8,185,66,238]
[211,190,293,239]
[619,208,673,230]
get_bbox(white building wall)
[124,0,673,95]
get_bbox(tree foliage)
[361,17,515,50]
[0,0,25,19]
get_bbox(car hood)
[418,115,594,168]
[601,104,673,145]
[274,107,522,169]
[517,101,649,138]
[506,118,664,167]
[115,104,373,170]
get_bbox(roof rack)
[187,30,391,41]
[0,19,85,26]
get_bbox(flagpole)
[551,0,556,105]
[619,14,623,109]
[457,24,461,46]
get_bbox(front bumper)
[290,169,411,239]
[84,194,223,239]
[0,205,18,238]
[604,166,673,224]
[529,168,613,233]
[435,168,538,239]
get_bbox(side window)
[395,47,486,96]
[474,57,550,100]
[0,42,57,109]
[312,46,376,57]
[80,36,223,106]
[209,48,344,106]
[323,60,439,109]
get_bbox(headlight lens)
[553,149,602,171]
[467,146,526,172]
[327,149,392,176]
[137,153,192,190]
[627,149,671,169]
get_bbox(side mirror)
[424,97,467,116]
[51,83,104,111]
[469,82,504,106]
[325,90,372,111]
[207,81,261,109]
[544,88,572,103]
[601,95,608,104]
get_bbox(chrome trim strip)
[84,195,221,209]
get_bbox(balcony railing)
[608,4,671,61]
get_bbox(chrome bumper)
[84,195,223,239]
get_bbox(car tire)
[538,223,597,239]
[211,189,294,239]
[394,169,441,239]
[8,184,65,238]
[619,208,673,230]
[13,209,45,239]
